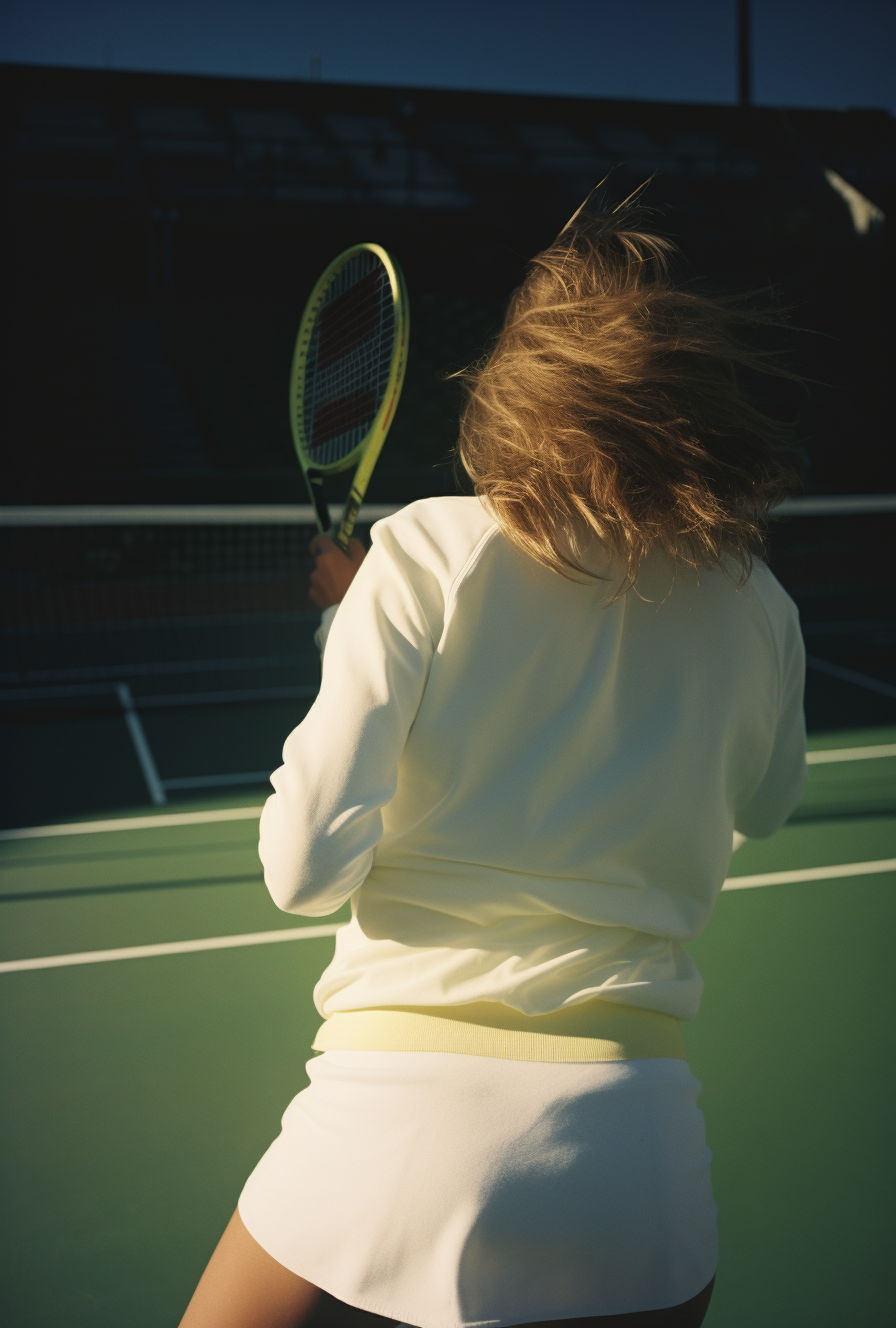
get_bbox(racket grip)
[305,470,333,536]
[335,487,364,552]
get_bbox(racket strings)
[315,263,393,357]
[304,255,396,464]
[305,327,391,453]
[309,307,393,395]
[311,388,379,444]
[315,271,383,369]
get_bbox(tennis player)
[180,196,807,1328]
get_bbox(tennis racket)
[289,243,409,551]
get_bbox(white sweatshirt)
[259,496,806,1022]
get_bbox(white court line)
[4,737,894,841]
[1,859,894,975]
[0,924,342,973]
[116,682,167,806]
[805,742,896,764]
[720,857,896,891]
[0,806,265,840]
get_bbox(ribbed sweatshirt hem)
[312,999,687,1062]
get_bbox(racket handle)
[335,485,364,552]
[304,470,333,536]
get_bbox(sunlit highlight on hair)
[455,187,803,588]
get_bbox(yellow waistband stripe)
[312,1000,687,1062]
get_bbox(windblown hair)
[455,188,803,587]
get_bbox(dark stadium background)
[1,7,895,1328]
[3,60,894,506]
[3,34,894,813]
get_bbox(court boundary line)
[0,806,265,840]
[1,858,894,974]
[805,742,896,764]
[719,857,896,890]
[2,738,894,840]
[116,682,166,806]
[0,924,342,973]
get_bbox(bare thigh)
[178,1210,714,1328]
[178,1208,323,1328]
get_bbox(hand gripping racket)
[289,243,409,551]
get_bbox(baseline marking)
[0,924,342,973]
[3,742,893,842]
[720,857,896,891]
[0,806,265,841]
[2,859,894,974]
[805,742,896,764]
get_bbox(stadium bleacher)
[4,60,894,505]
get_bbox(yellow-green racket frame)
[289,242,409,551]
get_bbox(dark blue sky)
[1,1,893,115]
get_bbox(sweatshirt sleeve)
[258,518,439,915]
[735,596,808,838]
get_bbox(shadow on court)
[0,731,894,1326]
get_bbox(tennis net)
[1,495,893,732]
[0,505,400,719]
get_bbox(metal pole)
[738,0,752,108]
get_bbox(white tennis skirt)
[238,1050,718,1328]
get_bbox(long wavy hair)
[454,185,804,587]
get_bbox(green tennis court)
[1,727,893,1327]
